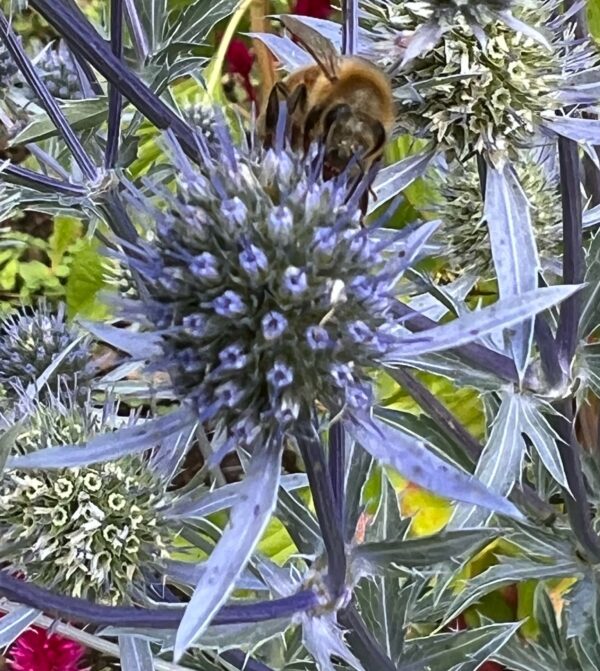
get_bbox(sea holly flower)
[0,301,94,402]
[0,42,17,91]
[182,103,219,147]
[438,154,562,277]
[30,41,84,100]
[372,0,600,165]
[0,397,176,604]
[390,1,560,163]
[17,110,570,656]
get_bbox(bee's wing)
[279,15,340,81]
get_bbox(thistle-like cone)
[118,115,406,459]
[0,396,175,604]
[0,301,94,401]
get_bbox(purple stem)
[2,163,87,196]
[0,571,318,628]
[328,421,345,528]
[342,0,358,56]
[221,650,275,671]
[296,416,347,600]
[556,135,584,367]
[29,0,201,164]
[105,0,124,169]
[386,369,556,523]
[339,604,399,671]
[0,10,97,181]
[553,399,600,563]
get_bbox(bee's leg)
[355,121,387,222]
[287,84,308,149]
[288,83,308,115]
[363,120,387,161]
[359,189,370,220]
[322,103,352,136]
[303,105,325,153]
[263,82,290,148]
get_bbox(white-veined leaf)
[80,320,163,359]
[166,0,238,47]
[246,32,314,71]
[163,473,307,519]
[450,393,525,528]
[370,151,435,213]
[173,439,283,661]
[581,229,600,337]
[346,414,524,520]
[518,398,569,490]
[383,284,580,362]
[119,635,155,671]
[8,406,197,469]
[401,20,444,66]
[496,10,552,49]
[543,115,600,144]
[443,557,580,626]
[485,163,539,377]
[403,622,521,671]
[0,607,39,647]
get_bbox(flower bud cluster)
[125,127,401,452]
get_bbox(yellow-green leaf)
[65,241,108,320]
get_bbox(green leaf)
[165,0,239,48]
[18,260,60,293]
[354,577,409,668]
[48,215,83,269]
[494,636,560,671]
[450,392,526,528]
[365,473,408,543]
[588,0,600,42]
[10,98,109,145]
[257,516,297,566]
[65,240,107,320]
[534,584,564,658]
[0,258,19,291]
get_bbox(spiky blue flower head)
[0,43,17,91]
[0,300,94,401]
[31,41,83,100]
[120,120,406,456]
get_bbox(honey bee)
[259,16,396,214]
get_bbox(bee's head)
[323,105,387,177]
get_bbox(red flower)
[224,37,256,103]
[7,628,87,671]
[292,0,332,19]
